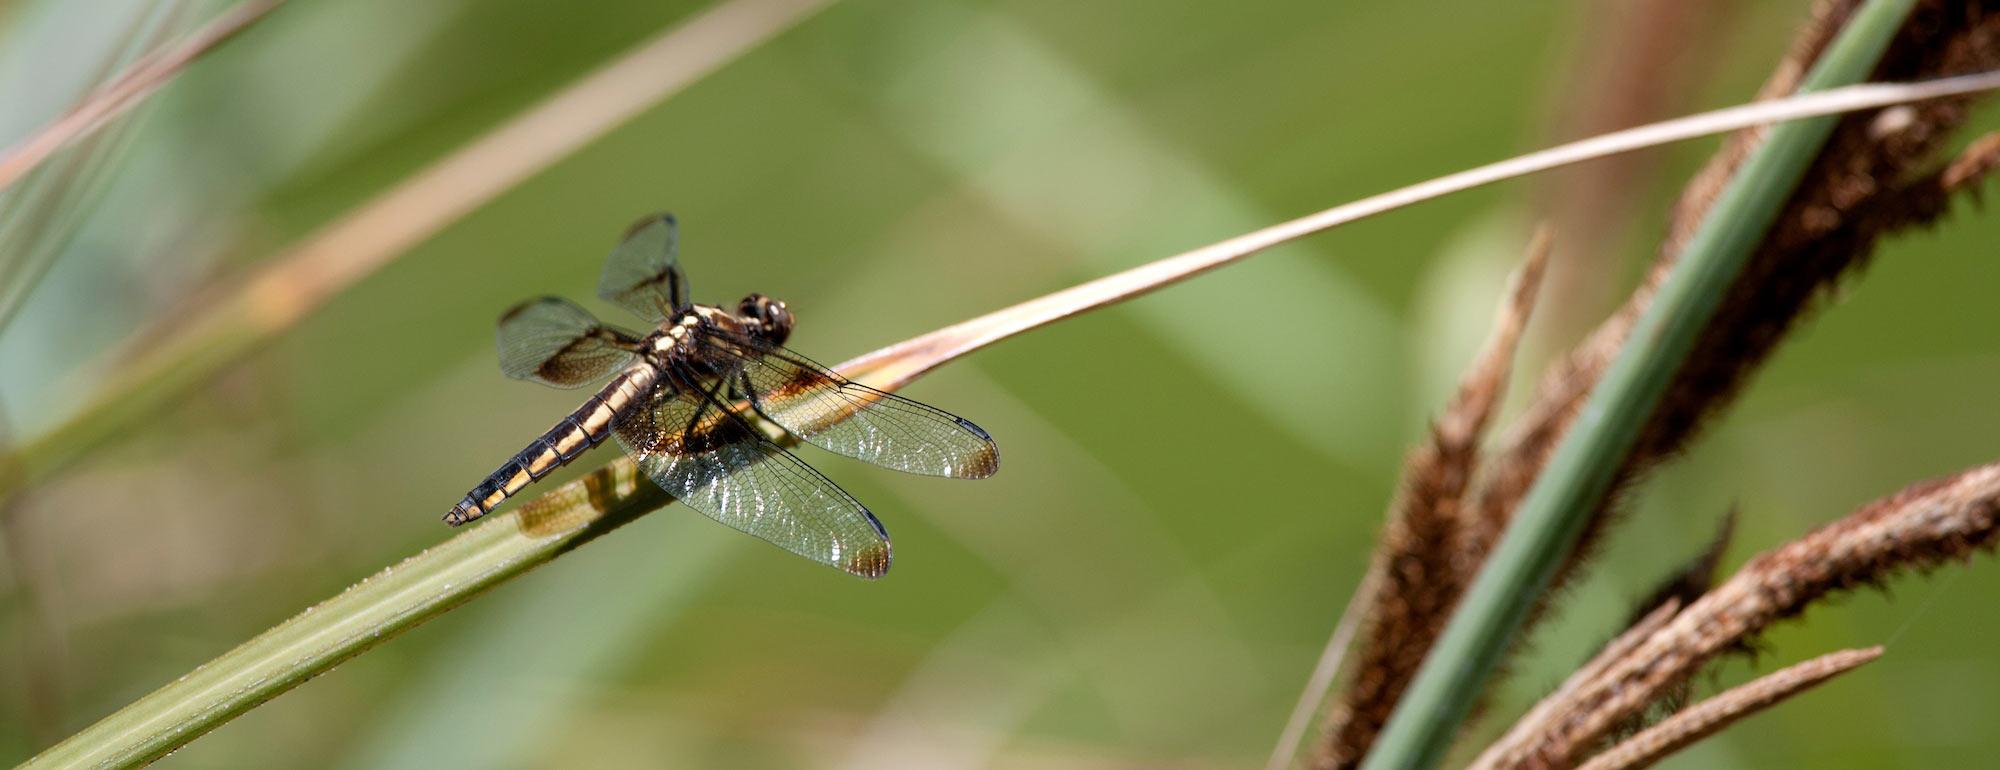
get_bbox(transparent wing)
[496,296,642,388]
[615,374,892,578]
[596,212,688,323]
[702,328,999,479]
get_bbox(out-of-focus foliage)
[1,1,1997,767]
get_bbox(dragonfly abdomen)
[444,366,659,525]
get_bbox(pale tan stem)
[0,0,282,195]
[841,69,2000,393]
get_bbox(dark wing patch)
[596,213,688,323]
[615,375,892,578]
[496,297,641,388]
[705,329,999,479]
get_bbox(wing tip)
[956,417,1002,478]
[971,443,1001,478]
[624,211,678,240]
[844,505,893,579]
[846,540,893,579]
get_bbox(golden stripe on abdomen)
[444,366,657,526]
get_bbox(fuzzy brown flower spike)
[1305,7,2000,765]
[1481,462,2000,770]
[1465,599,1685,770]
[1575,647,1884,770]
[1313,229,1552,770]
[1457,0,2000,661]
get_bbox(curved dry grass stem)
[0,0,281,195]
[838,68,2000,393]
[1573,647,1883,770]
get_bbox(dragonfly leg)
[738,371,798,438]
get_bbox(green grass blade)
[20,464,669,770]
[334,521,732,770]
[1355,2,1918,769]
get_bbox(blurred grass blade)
[336,519,732,770]
[1355,2,1917,769]
[0,129,128,331]
[0,1,182,331]
[0,4,187,746]
[23,56,2000,768]
[836,599,1069,770]
[1267,564,1377,770]
[20,461,670,769]
[0,0,836,500]
[0,0,279,196]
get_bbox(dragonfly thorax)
[647,294,794,366]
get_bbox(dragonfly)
[444,213,998,578]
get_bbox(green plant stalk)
[20,462,669,769]
[1355,2,1917,769]
[1,292,269,494]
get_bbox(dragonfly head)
[739,293,793,347]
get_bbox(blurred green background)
[3,0,1999,767]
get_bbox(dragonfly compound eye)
[740,293,793,345]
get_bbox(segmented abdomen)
[444,365,658,525]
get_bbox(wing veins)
[625,365,889,577]
[691,328,996,478]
